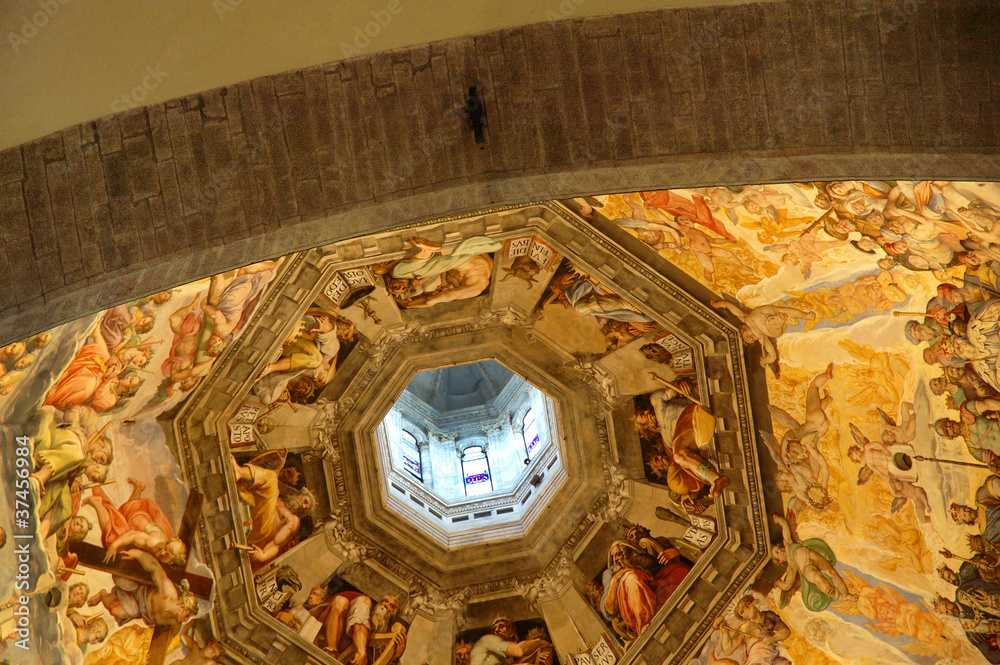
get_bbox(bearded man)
[934,395,1000,464]
[634,380,729,508]
[230,453,315,565]
[950,473,1000,544]
[624,525,692,603]
[315,592,406,665]
[389,236,502,308]
[254,309,354,405]
[468,617,553,665]
[87,550,198,628]
[83,477,186,566]
[44,325,151,412]
[29,408,109,542]
[933,588,1000,663]
[602,539,687,638]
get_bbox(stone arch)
[1,0,997,344]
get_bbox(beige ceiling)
[0,0,758,149]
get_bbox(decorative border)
[168,203,770,665]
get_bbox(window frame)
[400,429,422,481]
[522,408,541,461]
[461,444,493,496]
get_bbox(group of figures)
[259,563,559,665]
[0,261,284,664]
[10,182,1000,665]
[586,182,1000,664]
[455,618,555,665]
[268,577,407,665]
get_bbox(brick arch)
[1,0,997,344]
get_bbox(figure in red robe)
[82,478,187,566]
[602,535,692,637]
[640,190,738,242]
[45,333,147,412]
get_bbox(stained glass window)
[401,430,422,481]
[523,408,540,460]
[462,445,492,496]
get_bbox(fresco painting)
[230,448,320,569]
[533,257,664,355]
[0,260,283,665]
[259,571,408,664]
[632,377,729,514]
[455,618,557,665]
[251,305,361,408]
[580,520,704,648]
[571,181,1000,664]
[5,186,1000,664]
[377,236,502,310]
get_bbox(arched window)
[462,445,492,496]
[523,408,540,460]
[401,430,422,481]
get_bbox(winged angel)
[761,364,835,511]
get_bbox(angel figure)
[710,296,816,376]
[875,401,917,445]
[771,512,857,612]
[848,422,931,522]
[619,196,753,280]
[838,339,911,410]
[766,366,835,512]
[770,364,835,444]
[759,430,829,512]
[768,213,848,278]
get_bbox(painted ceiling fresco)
[1,180,1000,665]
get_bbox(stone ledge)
[1,0,999,343]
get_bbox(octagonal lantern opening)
[374,360,566,547]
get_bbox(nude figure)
[710,299,815,369]
[639,214,752,280]
[772,515,857,606]
[773,223,847,271]
[175,622,225,665]
[87,550,198,627]
[82,477,187,566]
[390,237,497,308]
[770,364,835,449]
